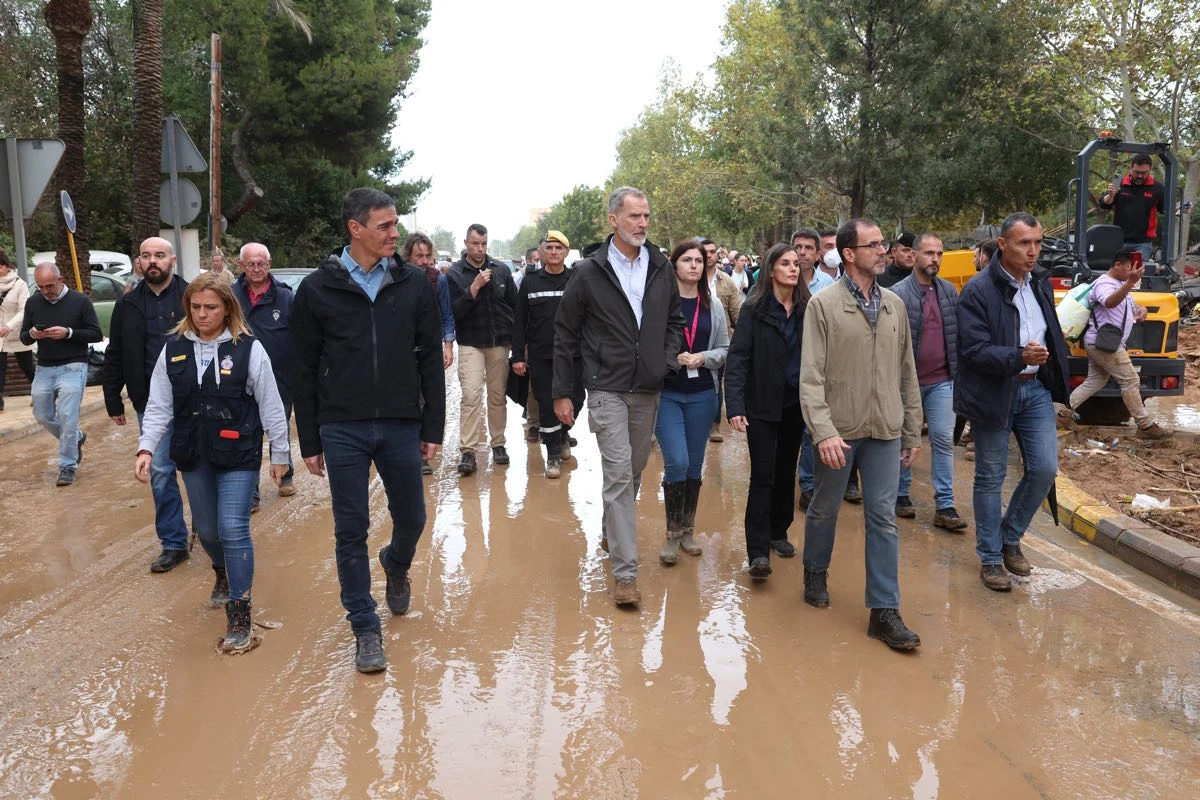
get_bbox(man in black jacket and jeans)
[955,212,1069,592]
[292,188,444,674]
[553,187,684,607]
[102,237,190,570]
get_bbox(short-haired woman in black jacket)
[725,243,811,579]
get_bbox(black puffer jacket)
[291,253,445,456]
[553,236,684,396]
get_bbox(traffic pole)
[65,227,82,291]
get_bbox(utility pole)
[208,33,222,254]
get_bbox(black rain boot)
[679,478,703,556]
[659,481,687,565]
[209,566,229,608]
[221,599,254,653]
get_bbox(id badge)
[687,367,700,379]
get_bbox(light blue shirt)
[807,269,835,294]
[1003,268,1047,374]
[339,247,387,303]
[607,239,649,328]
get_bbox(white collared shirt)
[1004,269,1047,374]
[607,239,649,328]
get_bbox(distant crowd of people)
[1,155,1173,672]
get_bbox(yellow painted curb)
[1048,474,1125,543]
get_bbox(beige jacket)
[712,269,743,328]
[0,273,34,353]
[800,278,922,448]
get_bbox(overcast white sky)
[391,0,730,245]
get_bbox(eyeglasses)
[850,241,890,251]
[242,261,270,270]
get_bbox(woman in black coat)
[724,243,811,579]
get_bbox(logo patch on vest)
[220,355,234,371]
[272,309,280,321]
[171,354,188,362]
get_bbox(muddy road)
[1,388,1198,799]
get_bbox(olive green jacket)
[800,278,923,448]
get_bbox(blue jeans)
[181,462,257,600]
[898,381,955,509]
[971,378,1058,564]
[31,361,86,469]
[137,411,189,551]
[321,419,425,633]
[797,428,814,492]
[1129,241,1153,262]
[804,437,902,608]
[655,388,719,481]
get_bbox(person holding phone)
[135,272,290,653]
[1065,250,1170,439]
[20,263,102,486]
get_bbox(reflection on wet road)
[1,386,1198,799]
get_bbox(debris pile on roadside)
[1057,430,1200,547]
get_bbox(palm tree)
[130,0,163,247]
[43,0,92,292]
[130,0,310,246]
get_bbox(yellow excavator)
[941,135,1195,424]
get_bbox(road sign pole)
[165,119,183,259]
[4,139,28,281]
[65,230,82,291]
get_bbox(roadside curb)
[1052,473,1200,599]
[0,394,108,446]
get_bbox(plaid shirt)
[843,274,881,329]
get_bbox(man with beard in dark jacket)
[553,187,684,608]
[889,233,966,530]
[512,230,583,479]
[234,242,296,505]
[103,236,190,573]
[955,212,1069,592]
[292,187,445,674]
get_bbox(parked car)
[33,249,132,278]
[270,268,314,292]
[26,270,124,337]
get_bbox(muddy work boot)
[1136,422,1172,440]
[980,563,1012,591]
[895,495,916,518]
[1002,543,1031,576]
[150,548,189,573]
[804,567,830,607]
[843,484,862,504]
[613,577,641,607]
[867,608,921,650]
[354,628,387,673]
[678,478,703,556]
[933,507,968,532]
[378,546,412,615]
[748,557,772,580]
[659,481,687,566]
[457,451,477,477]
[221,599,254,653]
[209,567,229,608]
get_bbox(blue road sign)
[60,190,76,233]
